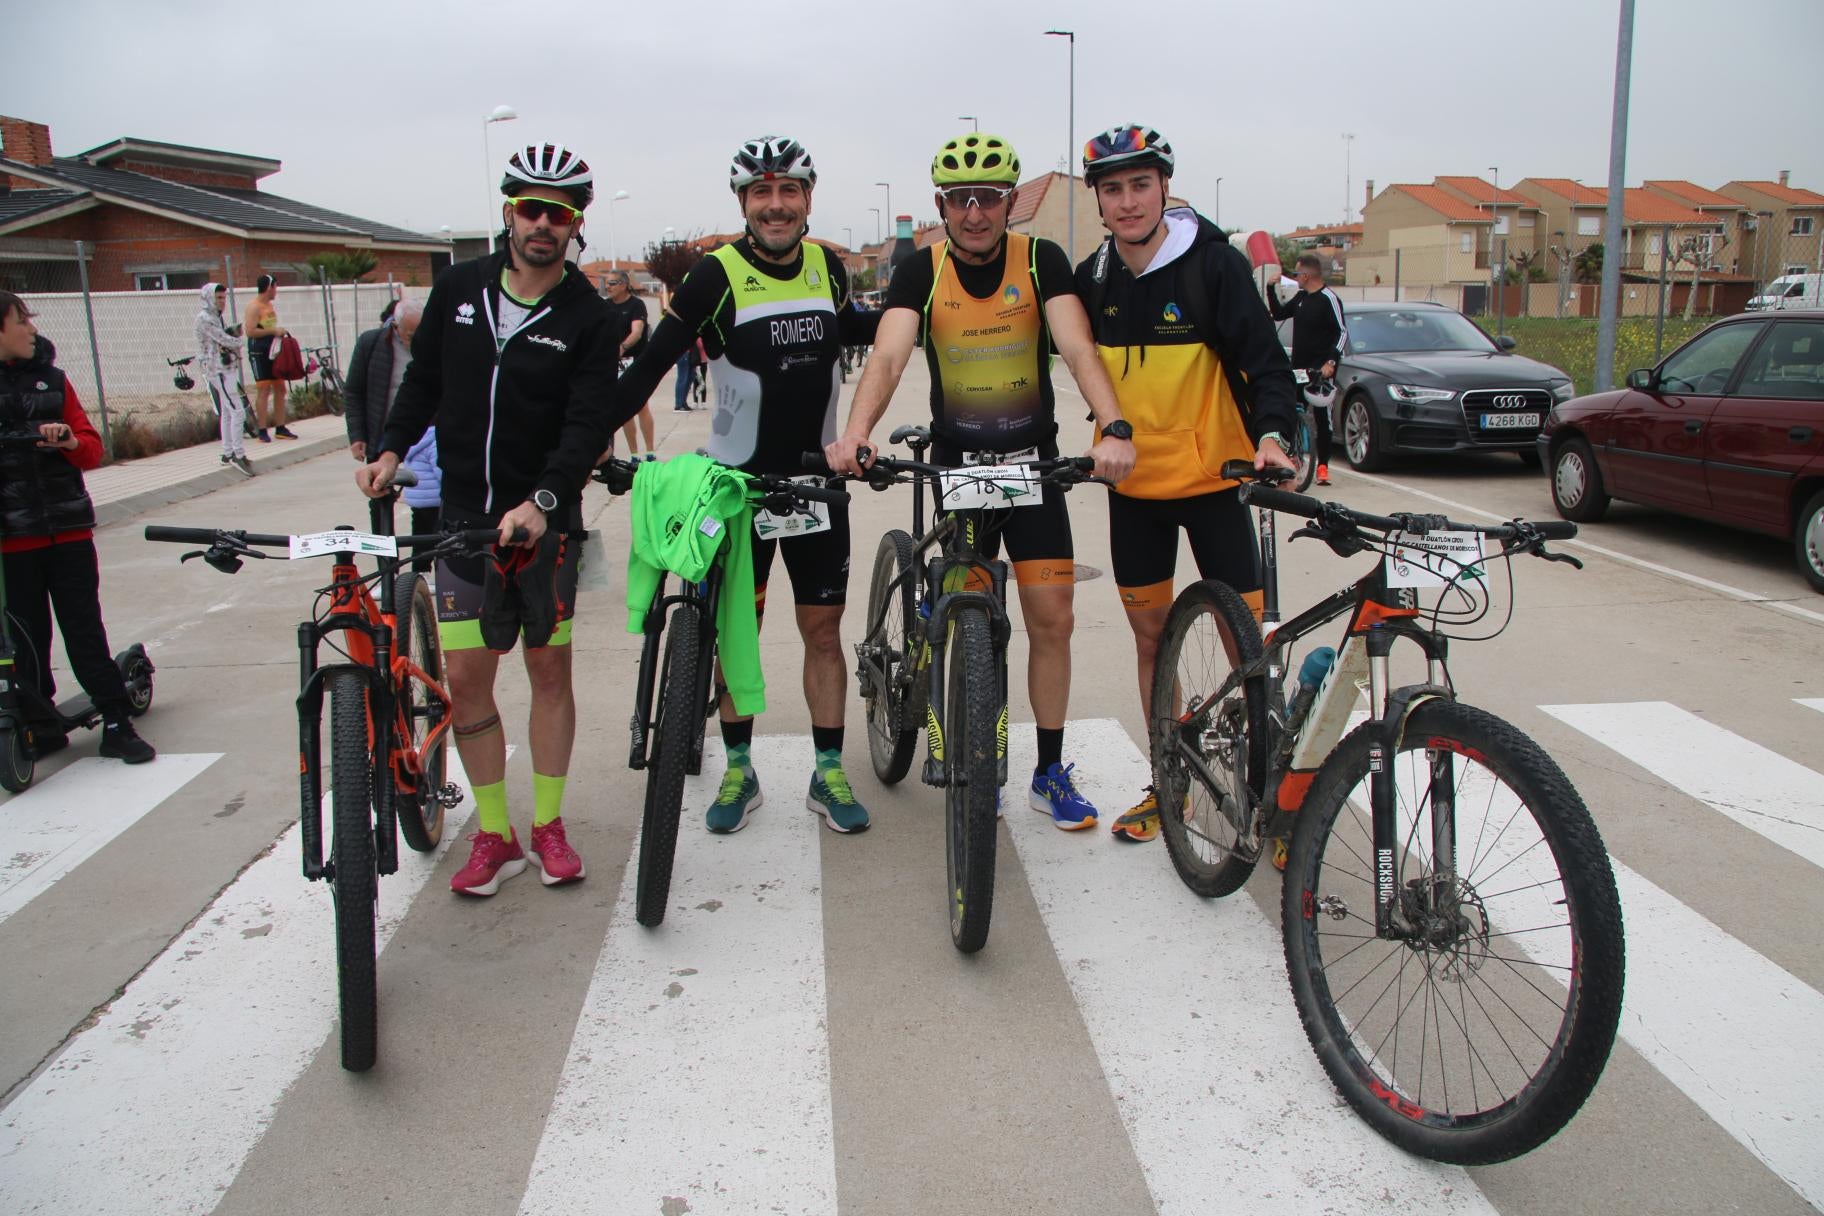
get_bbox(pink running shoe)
[450,829,527,896]
[530,818,586,886]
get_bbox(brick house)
[1717,174,1824,279]
[1347,183,1494,291]
[0,115,449,293]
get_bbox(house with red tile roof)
[1348,183,1497,294]
[1717,174,1824,279]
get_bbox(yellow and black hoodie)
[1075,208,1297,500]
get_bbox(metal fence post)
[1654,224,1671,361]
[73,241,113,460]
[1393,248,1401,301]
[317,265,335,368]
[1496,237,1508,339]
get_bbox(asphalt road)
[2,356,1820,1216]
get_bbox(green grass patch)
[1486,316,1711,396]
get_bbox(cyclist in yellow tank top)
[826,133,1136,832]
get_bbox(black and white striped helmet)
[500,143,594,209]
[729,136,817,194]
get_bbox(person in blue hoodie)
[400,426,440,571]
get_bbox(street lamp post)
[870,207,882,245]
[958,115,978,132]
[843,226,853,250]
[1044,29,1076,262]
[482,104,517,245]
[1342,132,1356,223]
[1214,177,1224,229]
[876,181,892,237]
[607,189,630,269]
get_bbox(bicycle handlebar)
[821,447,1099,489]
[592,456,850,506]
[144,525,519,551]
[1237,482,1578,544]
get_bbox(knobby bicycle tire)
[635,606,702,928]
[944,606,1001,954]
[392,571,446,853]
[864,529,919,785]
[1282,699,1624,1164]
[1149,579,1269,898]
[328,669,379,1072]
[1290,409,1317,494]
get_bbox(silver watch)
[531,488,559,514]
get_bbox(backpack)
[271,333,306,381]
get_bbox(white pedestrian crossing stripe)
[0,752,221,926]
[0,751,498,1216]
[1542,701,1824,872]
[521,735,838,1215]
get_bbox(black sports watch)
[1100,419,1134,441]
[530,488,559,514]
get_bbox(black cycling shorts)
[247,336,277,382]
[753,491,850,610]
[435,508,582,651]
[1107,488,1259,612]
[929,437,1075,586]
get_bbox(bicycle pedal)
[435,782,466,808]
[921,756,948,788]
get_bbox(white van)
[1747,272,1824,310]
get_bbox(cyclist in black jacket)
[358,142,617,898]
[1268,253,1346,484]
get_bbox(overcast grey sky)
[7,0,1821,262]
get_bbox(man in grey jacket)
[343,298,423,462]
[194,283,252,476]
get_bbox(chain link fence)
[0,237,429,460]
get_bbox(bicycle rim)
[636,608,699,928]
[1283,700,1624,1164]
[864,530,918,784]
[328,670,379,1072]
[393,572,446,852]
[944,607,1000,954]
[1150,581,1267,898]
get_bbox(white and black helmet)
[729,136,817,194]
[500,143,595,209]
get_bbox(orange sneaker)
[1315,464,1330,486]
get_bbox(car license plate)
[1480,412,1541,430]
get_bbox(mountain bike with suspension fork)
[592,456,848,929]
[145,471,514,1072]
[1148,460,1623,1163]
[831,427,1102,953]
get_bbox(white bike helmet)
[729,136,817,193]
[500,143,595,209]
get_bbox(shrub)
[105,407,221,463]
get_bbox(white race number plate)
[939,464,1043,511]
[288,531,398,560]
[1385,530,1485,588]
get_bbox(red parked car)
[1539,310,1824,591]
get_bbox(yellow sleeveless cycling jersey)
[921,233,1049,449]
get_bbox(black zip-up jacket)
[379,252,618,519]
[0,337,95,540]
[1268,281,1347,369]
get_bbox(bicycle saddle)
[889,424,931,449]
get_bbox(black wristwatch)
[1100,419,1134,442]
[530,488,559,514]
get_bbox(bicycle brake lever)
[1538,547,1584,571]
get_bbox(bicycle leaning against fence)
[593,454,848,930]
[836,425,1102,954]
[302,345,346,416]
[1146,460,1624,1164]
[145,470,512,1072]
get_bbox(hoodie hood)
[1139,207,1227,277]
[199,281,225,314]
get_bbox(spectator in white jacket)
[194,283,252,476]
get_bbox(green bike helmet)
[931,133,1021,186]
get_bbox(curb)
[94,434,347,529]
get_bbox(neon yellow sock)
[473,780,510,839]
[533,772,568,827]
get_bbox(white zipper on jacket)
[478,286,553,514]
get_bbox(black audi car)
[1277,300,1576,471]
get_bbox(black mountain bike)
[840,426,1100,953]
[147,474,508,1071]
[594,456,846,928]
[303,345,346,416]
[1148,461,1623,1163]
[1283,367,1336,493]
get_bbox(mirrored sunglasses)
[508,196,583,225]
[940,185,1013,210]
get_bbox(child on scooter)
[0,290,155,763]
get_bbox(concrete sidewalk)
[90,413,349,528]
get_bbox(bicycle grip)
[1238,485,1323,518]
[145,525,221,545]
[1533,521,1578,540]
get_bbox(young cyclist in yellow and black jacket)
[1073,123,1298,842]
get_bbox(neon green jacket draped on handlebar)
[625,453,764,716]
